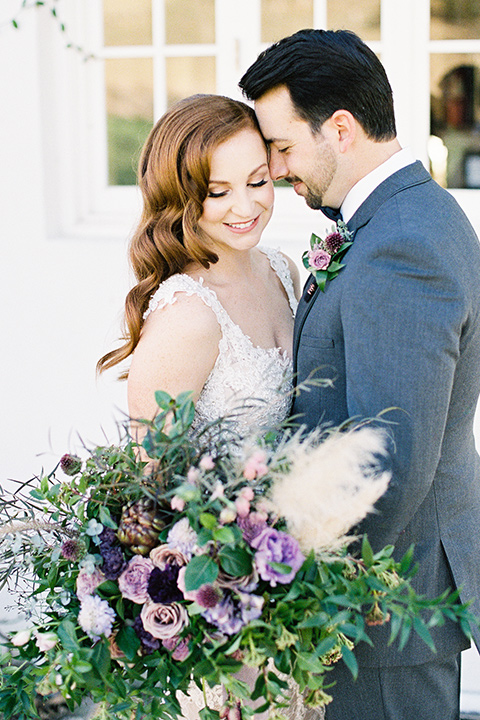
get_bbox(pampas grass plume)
[270,427,391,553]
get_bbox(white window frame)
[38,0,480,243]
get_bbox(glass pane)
[431,0,480,41]
[105,58,154,185]
[430,54,480,188]
[165,0,215,44]
[166,57,216,107]
[103,0,152,46]
[327,0,380,42]
[261,0,313,44]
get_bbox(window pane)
[327,0,380,42]
[105,58,154,185]
[431,0,480,41]
[103,0,152,46]
[430,54,480,188]
[165,0,215,44]
[261,0,313,44]
[166,57,216,107]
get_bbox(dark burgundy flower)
[99,528,118,548]
[60,539,81,561]
[60,454,82,476]
[324,231,344,255]
[101,545,126,580]
[147,564,183,603]
[133,615,160,654]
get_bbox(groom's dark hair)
[239,28,396,141]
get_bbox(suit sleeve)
[341,215,466,550]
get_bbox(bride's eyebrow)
[209,163,269,185]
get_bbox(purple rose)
[251,527,305,586]
[162,634,191,661]
[307,247,331,270]
[118,555,154,603]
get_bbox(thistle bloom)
[60,453,82,476]
[324,231,344,254]
[60,539,81,561]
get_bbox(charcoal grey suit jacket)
[292,160,480,666]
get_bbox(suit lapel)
[293,161,432,374]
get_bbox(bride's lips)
[224,215,260,233]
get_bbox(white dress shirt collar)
[341,147,416,223]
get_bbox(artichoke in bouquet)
[117,498,167,555]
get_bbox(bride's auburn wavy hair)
[97,94,261,376]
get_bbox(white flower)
[271,426,391,553]
[78,595,115,641]
[11,629,32,647]
[167,518,198,559]
[35,631,58,652]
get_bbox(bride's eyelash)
[207,179,268,198]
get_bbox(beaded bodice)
[144,247,298,436]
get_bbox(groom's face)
[255,85,338,209]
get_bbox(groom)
[240,29,480,720]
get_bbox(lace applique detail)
[144,248,297,438]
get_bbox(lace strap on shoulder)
[143,274,231,332]
[260,246,298,314]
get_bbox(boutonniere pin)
[302,220,354,292]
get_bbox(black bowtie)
[320,206,342,222]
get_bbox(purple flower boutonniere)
[302,220,354,292]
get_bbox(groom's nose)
[268,148,289,181]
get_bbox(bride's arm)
[127,292,221,442]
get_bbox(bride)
[98,94,309,718]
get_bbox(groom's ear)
[324,110,356,154]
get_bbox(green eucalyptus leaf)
[339,643,358,678]
[219,545,252,576]
[183,555,218,591]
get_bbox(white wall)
[1,9,479,710]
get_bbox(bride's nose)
[230,189,256,217]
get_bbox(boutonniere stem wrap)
[302,220,353,292]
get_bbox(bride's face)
[197,128,274,254]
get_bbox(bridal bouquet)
[0,392,475,720]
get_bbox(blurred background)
[1,0,480,715]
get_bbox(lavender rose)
[307,247,331,270]
[162,634,191,661]
[140,601,189,640]
[251,527,305,586]
[118,555,154,603]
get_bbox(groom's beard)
[285,148,337,210]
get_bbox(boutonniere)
[302,220,354,292]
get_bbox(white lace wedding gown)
[145,248,322,720]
